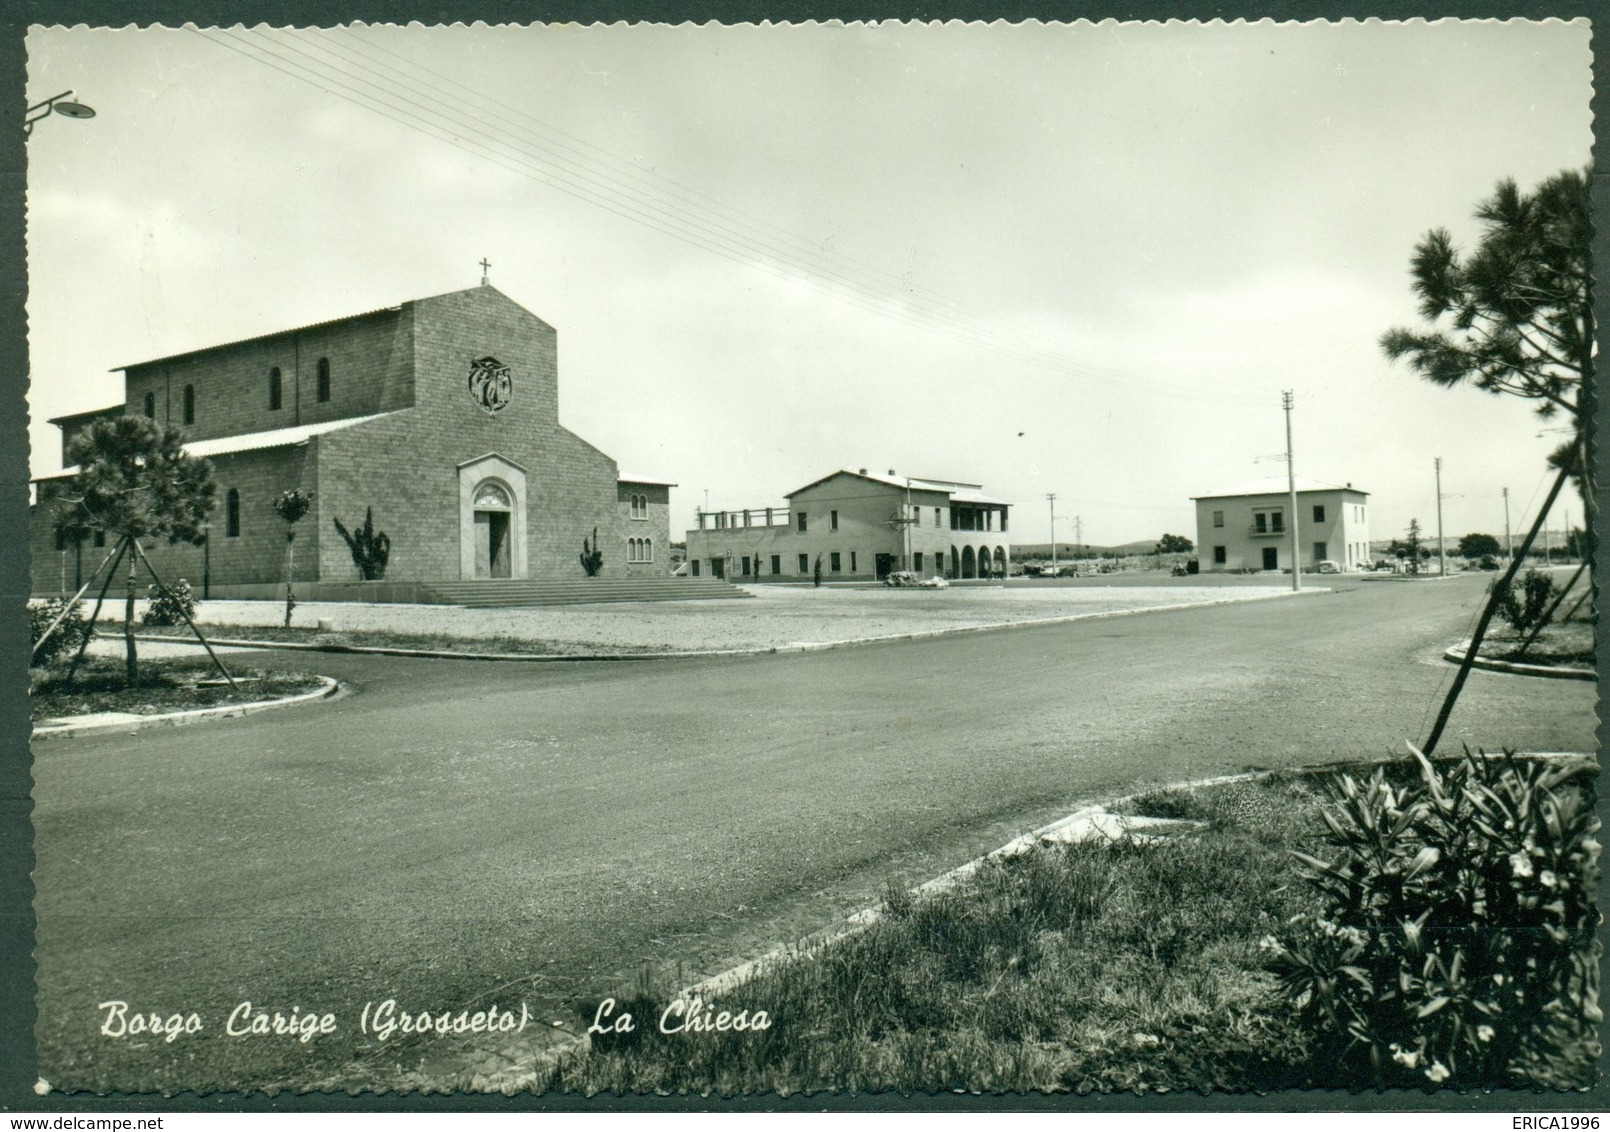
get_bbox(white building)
[685,468,1011,581]
[1193,477,1370,573]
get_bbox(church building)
[30,284,674,598]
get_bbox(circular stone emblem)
[468,355,513,414]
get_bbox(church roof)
[111,285,514,372]
[1192,476,1368,500]
[34,411,403,481]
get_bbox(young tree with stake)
[56,415,215,685]
[273,489,314,626]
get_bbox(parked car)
[1316,560,1341,574]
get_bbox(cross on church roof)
[479,257,491,286]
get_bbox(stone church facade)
[30,285,673,597]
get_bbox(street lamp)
[25,90,96,135]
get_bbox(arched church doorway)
[472,479,514,578]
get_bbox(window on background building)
[1001,511,1008,532]
[830,510,839,531]
[935,507,943,527]
[1313,504,1326,524]
[1214,545,1226,564]
[770,555,780,574]
[143,392,155,418]
[93,529,105,548]
[226,489,240,537]
[269,368,283,410]
[1254,513,1267,533]
[1313,542,1327,563]
[830,552,841,572]
[1272,511,1284,533]
[797,512,808,533]
[691,560,700,576]
[911,507,921,527]
[741,556,751,576]
[182,384,195,425]
[1213,510,1224,528]
[914,552,924,572]
[850,551,857,572]
[316,357,332,402]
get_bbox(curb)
[676,749,1596,999]
[31,676,345,741]
[1444,639,1595,682]
[136,588,1325,665]
[397,747,1597,1094]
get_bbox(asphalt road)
[30,574,1596,1092]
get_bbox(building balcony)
[1248,525,1287,538]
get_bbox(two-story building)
[30,284,674,597]
[1193,477,1370,573]
[684,468,1011,582]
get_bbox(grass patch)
[30,656,327,721]
[1483,618,1594,668]
[135,622,674,656]
[539,775,1331,1095]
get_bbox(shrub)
[143,578,198,627]
[333,507,392,580]
[1491,568,1557,635]
[580,526,604,576]
[1266,748,1600,1088]
[30,598,93,667]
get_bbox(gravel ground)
[94,582,1303,652]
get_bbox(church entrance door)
[474,510,512,578]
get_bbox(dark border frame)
[0,1,1601,1113]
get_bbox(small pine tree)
[1404,519,1424,575]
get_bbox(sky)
[23,19,1594,548]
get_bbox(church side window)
[143,392,155,417]
[630,493,648,520]
[642,538,653,562]
[269,367,283,410]
[182,384,195,425]
[226,489,240,537]
[316,357,331,403]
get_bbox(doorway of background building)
[710,556,725,580]
[875,553,895,580]
[474,510,512,578]
[1261,546,1279,571]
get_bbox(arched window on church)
[182,384,195,425]
[269,367,282,410]
[316,357,331,403]
[642,538,653,563]
[226,489,240,538]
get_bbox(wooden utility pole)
[1435,457,1447,577]
[1503,487,1512,563]
[1047,494,1057,574]
[1283,391,1300,592]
